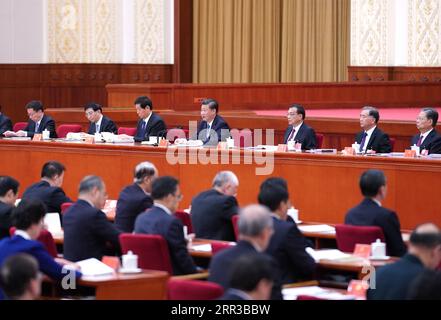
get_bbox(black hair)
[422,108,439,127]
[258,181,289,212]
[0,176,19,197]
[202,99,219,113]
[0,253,39,299]
[229,254,274,292]
[84,102,103,113]
[41,161,65,179]
[151,176,179,200]
[363,106,380,123]
[134,96,153,110]
[290,104,306,120]
[12,199,46,231]
[25,101,44,112]
[259,177,288,192]
[359,169,386,198]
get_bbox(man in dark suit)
[4,101,57,139]
[134,176,197,275]
[132,96,167,142]
[63,176,121,261]
[191,171,239,241]
[22,161,72,214]
[0,199,81,299]
[195,98,230,145]
[355,106,391,153]
[115,162,157,233]
[0,104,12,136]
[368,223,441,300]
[345,169,407,257]
[283,104,317,150]
[219,254,274,300]
[84,102,118,135]
[410,108,441,155]
[258,178,316,284]
[0,176,19,239]
[208,204,283,300]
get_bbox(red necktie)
[287,128,296,142]
[416,135,424,147]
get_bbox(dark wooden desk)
[1,139,440,229]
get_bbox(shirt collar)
[227,288,252,300]
[15,230,31,240]
[365,126,376,136]
[153,202,172,215]
[420,128,433,139]
[96,115,103,127]
[271,213,281,220]
[293,122,303,132]
[371,198,382,207]
[144,112,153,125]
[207,119,215,127]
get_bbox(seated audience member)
[84,102,118,135]
[63,176,121,261]
[191,171,239,241]
[258,178,316,284]
[208,204,282,300]
[368,223,441,300]
[115,162,157,233]
[407,269,441,300]
[22,161,72,214]
[0,253,41,300]
[411,108,441,155]
[194,98,230,145]
[0,104,12,136]
[4,100,57,138]
[0,176,19,239]
[132,96,166,142]
[355,106,391,154]
[283,104,317,150]
[0,199,81,299]
[219,254,274,300]
[345,169,407,257]
[134,176,197,275]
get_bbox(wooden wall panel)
[349,66,441,82]
[0,64,173,123]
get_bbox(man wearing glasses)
[283,104,317,150]
[355,106,391,154]
[84,102,118,135]
[4,100,57,138]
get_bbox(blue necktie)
[206,124,211,140]
[35,122,40,133]
[359,132,368,152]
[96,123,100,133]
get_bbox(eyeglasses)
[287,113,298,117]
[85,111,95,116]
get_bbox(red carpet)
[255,108,441,121]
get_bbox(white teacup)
[122,251,138,270]
[149,136,158,143]
[42,130,50,140]
[371,239,386,257]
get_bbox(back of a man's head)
[133,161,157,184]
[409,223,441,269]
[151,176,179,200]
[78,175,104,195]
[212,171,238,188]
[258,181,289,212]
[41,161,65,179]
[0,253,40,300]
[359,169,386,198]
[238,204,273,238]
[0,176,19,198]
[228,253,274,300]
[259,177,288,192]
[12,199,46,231]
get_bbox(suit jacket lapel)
[421,130,436,149]
[366,128,378,150]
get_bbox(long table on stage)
[1,139,440,229]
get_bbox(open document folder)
[283,286,356,300]
[306,248,353,262]
[74,258,115,277]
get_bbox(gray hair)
[79,175,104,194]
[212,171,239,188]
[133,162,157,184]
[238,204,273,237]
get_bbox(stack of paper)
[44,213,63,238]
[191,244,212,252]
[306,248,353,262]
[298,225,335,233]
[283,286,355,300]
[76,258,115,277]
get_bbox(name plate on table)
[32,134,42,141]
[353,244,371,259]
[277,144,288,152]
[84,136,95,144]
[404,150,416,158]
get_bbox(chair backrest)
[9,227,57,258]
[211,241,233,256]
[167,279,224,300]
[119,233,173,274]
[230,129,253,148]
[315,133,324,149]
[118,127,137,136]
[61,202,73,215]
[389,137,396,152]
[56,124,82,138]
[335,224,385,253]
[231,215,239,240]
[174,211,193,234]
[13,122,27,132]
